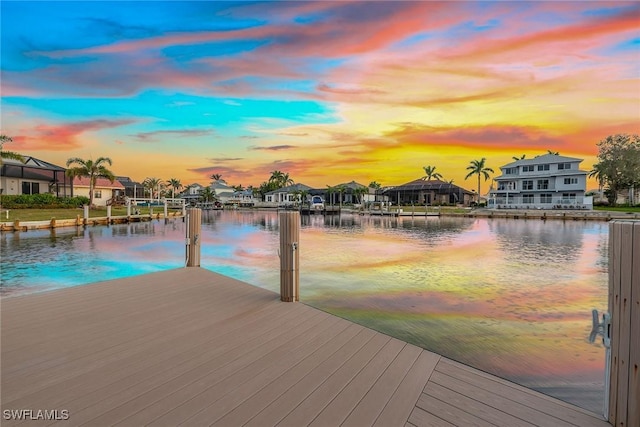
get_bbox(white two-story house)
[488,154,591,210]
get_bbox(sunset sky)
[1,1,638,193]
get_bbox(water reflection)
[0,212,608,412]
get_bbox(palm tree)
[166,178,182,198]
[0,135,25,164]
[336,184,346,209]
[299,189,309,206]
[352,185,368,205]
[547,150,560,155]
[326,185,336,207]
[210,173,222,182]
[231,184,244,192]
[143,177,162,201]
[66,157,115,208]
[269,170,294,188]
[422,165,443,181]
[589,163,606,194]
[464,158,494,204]
[368,181,381,189]
[199,187,215,203]
[512,154,526,161]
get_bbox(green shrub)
[0,194,89,209]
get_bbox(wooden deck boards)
[1,268,610,426]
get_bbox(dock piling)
[279,211,300,302]
[185,208,202,267]
[83,205,89,226]
[608,220,639,426]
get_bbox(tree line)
[2,133,637,207]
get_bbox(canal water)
[0,211,609,413]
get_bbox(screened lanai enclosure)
[383,179,475,206]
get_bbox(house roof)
[333,180,369,190]
[116,177,143,187]
[265,183,312,195]
[383,179,473,194]
[2,156,66,171]
[210,180,232,190]
[501,154,583,168]
[73,176,124,189]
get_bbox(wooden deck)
[1,268,610,426]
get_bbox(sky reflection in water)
[0,211,609,412]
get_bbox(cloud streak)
[1,1,637,188]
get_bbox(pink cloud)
[10,119,136,151]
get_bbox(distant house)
[179,183,206,204]
[264,183,313,205]
[210,179,234,196]
[71,177,125,207]
[383,179,474,206]
[327,181,373,205]
[115,176,145,198]
[0,156,71,197]
[488,154,590,209]
[226,190,259,206]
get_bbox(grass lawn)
[0,206,182,222]
[594,206,640,213]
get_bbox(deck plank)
[372,350,440,427]
[407,407,455,427]
[242,328,379,427]
[0,267,612,427]
[341,343,422,427]
[414,393,495,427]
[423,381,535,427]
[435,359,609,426]
[306,338,406,426]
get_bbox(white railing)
[488,194,591,209]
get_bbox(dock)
[300,206,341,215]
[1,268,609,426]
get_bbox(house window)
[522,180,533,190]
[498,182,516,191]
[537,179,549,190]
[504,167,517,175]
[562,193,576,200]
[522,194,534,203]
[522,165,534,172]
[564,178,578,185]
[94,190,102,199]
[540,193,552,204]
[558,163,572,170]
[21,182,40,195]
[537,164,550,171]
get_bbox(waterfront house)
[179,183,206,205]
[264,183,313,206]
[384,179,474,206]
[115,176,145,199]
[70,176,125,207]
[0,156,71,197]
[226,189,259,207]
[210,179,234,196]
[488,154,591,209]
[327,181,374,206]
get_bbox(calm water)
[0,211,609,412]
